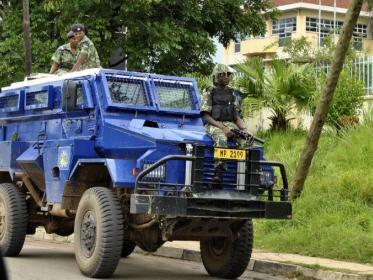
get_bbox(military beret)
[71,23,85,33]
[67,31,75,39]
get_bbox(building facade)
[223,0,373,66]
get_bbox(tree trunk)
[23,0,32,76]
[291,0,364,200]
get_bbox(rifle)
[230,129,265,145]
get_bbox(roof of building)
[273,0,370,11]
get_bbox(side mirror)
[62,80,78,112]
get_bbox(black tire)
[121,240,136,258]
[0,183,28,257]
[74,187,124,278]
[200,220,253,279]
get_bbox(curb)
[134,247,372,280]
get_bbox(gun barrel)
[230,129,265,144]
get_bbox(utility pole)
[291,0,364,200]
[318,0,321,47]
[334,0,337,39]
[23,0,32,76]
[124,26,128,71]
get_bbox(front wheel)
[0,183,28,257]
[74,187,124,278]
[200,220,253,279]
[121,240,136,258]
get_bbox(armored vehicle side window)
[62,80,92,111]
[0,95,19,110]
[107,76,149,106]
[25,91,48,107]
[155,82,193,110]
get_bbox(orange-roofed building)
[223,0,373,65]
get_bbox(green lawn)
[254,120,373,264]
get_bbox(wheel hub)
[210,237,228,256]
[0,197,6,240]
[80,210,96,258]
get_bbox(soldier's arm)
[70,41,89,72]
[70,53,87,72]
[232,92,251,134]
[203,113,234,138]
[50,48,61,74]
[49,63,59,74]
[234,112,252,135]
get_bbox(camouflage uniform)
[201,87,245,148]
[76,35,101,70]
[51,43,77,75]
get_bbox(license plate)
[214,148,246,160]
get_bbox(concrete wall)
[245,98,373,133]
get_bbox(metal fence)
[317,56,373,96]
[234,56,373,96]
[354,56,373,96]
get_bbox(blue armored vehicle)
[0,69,291,278]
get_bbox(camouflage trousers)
[205,122,246,168]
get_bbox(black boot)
[211,164,225,189]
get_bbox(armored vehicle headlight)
[260,169,276,188]
[143,163,166,179]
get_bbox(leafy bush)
[313,68,364,130]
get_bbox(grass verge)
[254,121,373,264]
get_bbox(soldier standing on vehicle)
[49,31,78,75]
[69,23,101,72]
[201,64,251,187]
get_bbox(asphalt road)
[4,240,287,280]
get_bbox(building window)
[234,42,241,53]
[306,17,367,49]
[272,17,296,47]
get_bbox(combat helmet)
[212,63,236,77]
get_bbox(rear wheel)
[0,183,28,256]
[200,220,253,279]
[74,187,124,278]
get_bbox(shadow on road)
[18,250,74,260]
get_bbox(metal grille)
[25,91,48,106]
[107,76,148,106]
[134,146,290,203]
[203,157,238,190]
[155,82,194,110]
[317,56,373,95]
[0,95,19,109]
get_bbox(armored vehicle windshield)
[104,72,200,115]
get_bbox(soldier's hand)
[242,129,252,138]
[222,127,234,138]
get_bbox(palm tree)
[186,72,212,93]
[236,58,314,131]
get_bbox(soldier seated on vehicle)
[201,64,252,188]
[69,23,101,72]
[49,31,78,75]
